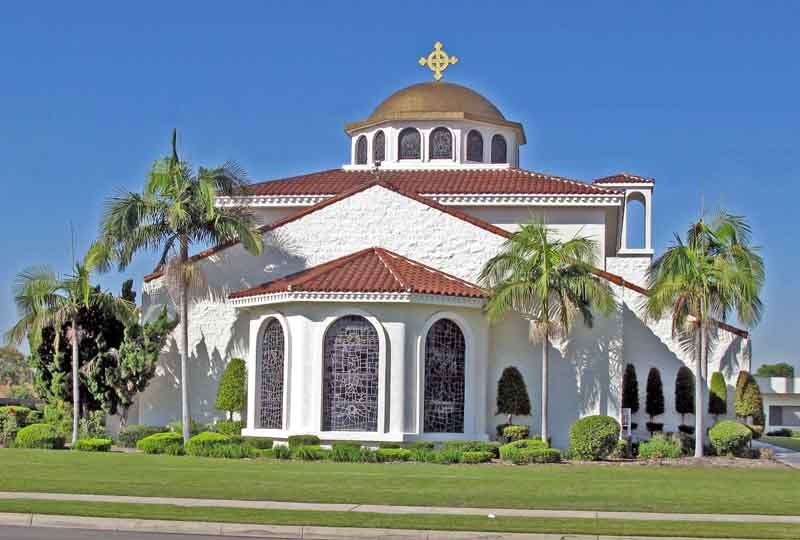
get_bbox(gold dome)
[345,82,525,143]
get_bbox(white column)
[644,191,653,250]
[620,194,629,251]
[387,322,406,435]
[475,318,490,438]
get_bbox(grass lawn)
[1,449,799,516]
[1,499,799,539]
[762,436,800,452]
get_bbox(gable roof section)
[245,168,621,197]
[593,172,655,185]
[229,247,486,300]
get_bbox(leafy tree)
[646,211,764,457]
[755,363,794,378]
[645,367,665,419]
[0,346,33,398]
[479,219,614,443]
[495,366,531,424]
[113,307,178,426]
[708,371,727,421]
[735,370,764,424]
[675,366,695,423]
[621,364,640,414]
[97,130,264,444]
[5,247,134,444]
[216,358,247,420]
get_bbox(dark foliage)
[645,368,665,419]
[621,364,640,414]
[675,366,695,422]
[495,367,531,424]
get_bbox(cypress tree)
[645,367,665,419]
[621,364,640,414]
[675,366,695,423]
[708,371,728,421]
[496,366,531,424]
[735,370,764,424]
[215,358,247,420]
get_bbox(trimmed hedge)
[638,433,683,459]
[569,415,620,461]
[288,435,320,448]
[376,448,412,462]
[272,445,292,459]
[709,421,752,456]
[293,445,325,461]
[502,425,530,442]
[117,425,166,448]
[73,438,113,452]
[330,443,377,462]
[137,432,184,455]
[186,431,258,459]
[499,438,560,464]
[408,440,435,450]
[243,436,273,450]
[14,423,65,450]
[442,440,501,458]
[214,420,243,437]
[461,450,494,464]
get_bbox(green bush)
[272,445,291,459]
[461,450,494,464]
[709,421,752,456]
[646,421,664,434]
[216,358,247,419]
[502,425,530,442]
[1,414,19,447]
[708,371,728,419]
[432,447,463,464]
[243,436,273,450]
[569,415,620,461]
[186,432,230,456]
[117,425,166,448]
[675,366,695,422]
[621,364,640,414]
[331,443,360,462]
[735,371,764,424]
[499,438,555,464]
[0,406,34,427]
[78,410,107,439]
[409,447,435,462]
[288,434,320,448]
[408,440,435,450]
[214,420,243,436]
[376,448,412,462]
[378,442,402,449]
[42,401,72,440]
[645,368,665,420]
[14,424,65,449]
[495,366,531,424]
[73,438,113,452]
[442,440,501,458]
[167,419,204,437]
[293,445,324,461]
[638,434,683,459]
[137,432,184,455]
[609,438,631,459]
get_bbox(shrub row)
[73,438,113,452]
[137,432,185,455]
[117,425,166,448]
[638,433,683,459]
[14,424,65,449]
[499,438,561,464]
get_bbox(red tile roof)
[247,168,621,197]
[593,173,655,185]
[229,247,486,300]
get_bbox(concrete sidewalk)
[1,491,799,525]
[0,512,778,540]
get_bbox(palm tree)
[479,220,615,443]
[646,211,763,457]
[5,245,135,445]
[96,129,264,444]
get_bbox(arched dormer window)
[491,134,507,164]
[429,127,452,160]
[355,135,368,165]
[398,127,421,160]
[373,130,385,162]
[467,130,483,162]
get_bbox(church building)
[136,43,751,448]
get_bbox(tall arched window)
[373,130,385,162]
[398,128,421,160]
[467,130,483,162]
[625,193,646,249]
[491,134,507,163]
[429,127,452,159]
[355,135,368,165]
[423,318,465,433]
[322,315,379,432]
[258,318,285,429]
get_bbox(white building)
[757,377,800,432]
[134,70,751,448]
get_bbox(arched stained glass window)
[258,318,284,429]
[429,127,452,159]
[423,319,465,433]
[491,134,507,164]
[467,130,483,162]
[398,128,421,160]
[322,315,379,432]
[355,135,368,165]
[373,130,385,162]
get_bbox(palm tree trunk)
[694,323,705,458]
[71,317,79,446]
[180,237,191,445]
[541,332,549,445]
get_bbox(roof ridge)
[373,248,412,292]
[375,247,485,294]
[286,248,376,291]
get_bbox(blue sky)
[0,2,796,368]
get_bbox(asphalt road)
[0,526,289,539]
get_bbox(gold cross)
[418,41,458,81]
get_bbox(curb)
[0,512,769,540]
